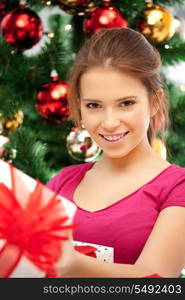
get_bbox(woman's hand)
[55,229,77,277]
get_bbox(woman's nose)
[101,111,121,131]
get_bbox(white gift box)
[73,240,114,263]
[0,160,76,277]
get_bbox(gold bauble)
[66,127,102,162]
[0,110,24,133]
[151,137,166,160]
[58,0,99,16]
[136,2,176,43]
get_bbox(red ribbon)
[0,164,74,277]
[74,245,97,258]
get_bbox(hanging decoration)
[0,3,43,50]
[0,135,9,158]
[0,4,7,26]
[151,137,166,160]
[66,127,102,162]
[58,0,99,16]
[83,0,128,36]
[135,1,176,43]
[0,135,16,162]
[35,70,69,123]
[0,121,3,135]
[0,110,24,133]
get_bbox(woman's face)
[79,66,155,159]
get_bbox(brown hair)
[67,27,171,156]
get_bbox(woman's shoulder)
[47,162,94,191]
[56,161,94,177]
[167,163,185,179]
[155,163,185,191]
[158,163,185,211]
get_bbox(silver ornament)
[66,127,102,162]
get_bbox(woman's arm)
[57,206,185,278]
[58,248,154,277]
[134,206,185,277]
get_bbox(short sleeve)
[46,163,84,197]
[46,171,60,193]
[46,166,70,194]
[160,174,185,211]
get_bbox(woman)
[47,28,185,277]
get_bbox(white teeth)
[105,136,122,141]
[102,132,128,141]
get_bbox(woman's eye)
[85,101,135,109]
[121,100,135,107]
[86,103,100,109]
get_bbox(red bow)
[0,164,73,277]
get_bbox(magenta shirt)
[47,162,185,264]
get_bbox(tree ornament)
[35,70,69,123]
[66,127,102,162]
[0,122,3,135]
[0,135,16,162]
[0,110,24,133]
[0,4,7,26]
[0,3,43,50]
[151,137,166,160]
[83,1,128,36]
[58,0,99,16]
[135,1,175,43]
[0,135,9,158]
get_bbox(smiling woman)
[47,28,185,278]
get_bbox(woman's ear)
[150,89,164,117]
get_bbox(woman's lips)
[99,131,129,144]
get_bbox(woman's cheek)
[83,114,99,127]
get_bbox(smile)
[99,131,129,143]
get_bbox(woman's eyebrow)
[81,96,138,102]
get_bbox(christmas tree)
[1,0,185,185]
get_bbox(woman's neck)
[96,144,165,174]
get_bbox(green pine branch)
[5,127,53,183]
[156,35,185,66]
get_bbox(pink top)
[47,162,185,264]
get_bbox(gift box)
[0,160,164,278]
[0,160,76,277]
[73,240,114,263]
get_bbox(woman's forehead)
[80,67,144,87]
[80,68,149,100]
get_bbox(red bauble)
[83,1,128,35]
[35,72,70,123]
[1,4,43,50]
[0,4,7,25]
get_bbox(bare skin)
[73,156,171,212]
